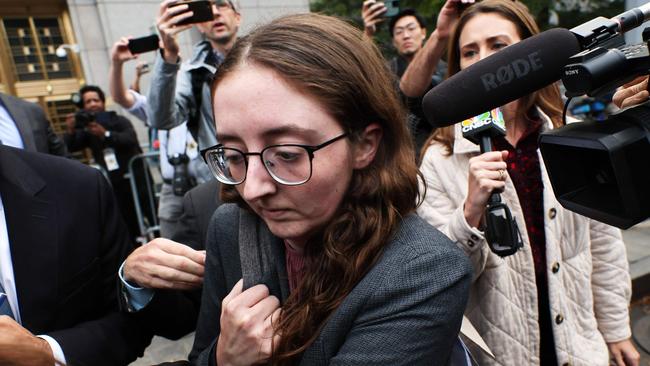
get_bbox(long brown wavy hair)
[211,13,421,365]
[423,0,564,156]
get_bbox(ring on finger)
[499,170,506,180]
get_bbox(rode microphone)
[422,28,580,128]
[462,109,523,257]
[422,3,650,128]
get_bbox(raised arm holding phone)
[399,0,474,98]
[361,1,454,156]
[148,0,240,150]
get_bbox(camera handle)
[479,136,523,257]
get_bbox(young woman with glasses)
[189,13,473,366]
[417,1,638,365]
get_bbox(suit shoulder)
[213,203,239,223]
[3,94,45,118]
[397,214,455,250]
[390,214,471,269]
[207,203,240,241]
[16,148,103,185]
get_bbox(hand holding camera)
[74,111,114,137]
[157,0,214,63]
[613,75,650,109]
[86,122,107,138]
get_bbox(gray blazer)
[0,92,66,156]
[190,204,473,365]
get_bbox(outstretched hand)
[436,0,475,40]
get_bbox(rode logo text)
[480,51,543,91]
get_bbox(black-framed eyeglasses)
[201,133,349,186]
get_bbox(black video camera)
[168,153,196,196]
[562,39,650,98]
[538,27,650,229]
[74,110,115,129]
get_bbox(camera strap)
[164,129,188,161]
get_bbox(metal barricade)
[128,151,161,242]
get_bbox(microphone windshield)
[422,28,581,128]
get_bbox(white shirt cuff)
[37,335,66,366]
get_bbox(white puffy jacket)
[417,114,632,366]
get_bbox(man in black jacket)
[0,144,152,365]
[361,4,447,156]
[64,85,144,239]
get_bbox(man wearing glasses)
[117,0,241,346]
[362,1,477,157]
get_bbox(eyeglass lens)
[206,145,312,185]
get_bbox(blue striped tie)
[0,281,15,319]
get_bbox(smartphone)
[170,0,214,26]
[456,1,471,13]
[384,0,400,17]
[127,35,160,54]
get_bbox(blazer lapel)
[0,94,36,151]
[238,209,289,302]
[0,147,57,332]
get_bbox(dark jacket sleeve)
[105,116,139,149]
[45,169,152,365]
[64,129,89,152]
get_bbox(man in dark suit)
[0,92,66,156]
[119,179,220,341]
[0,144,151,365]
